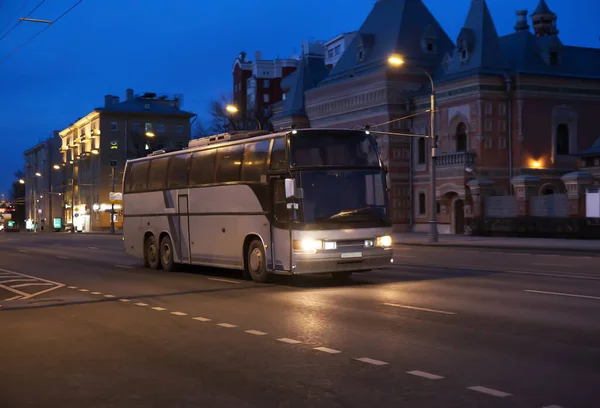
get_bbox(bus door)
[178,194,191,264]
[269,176,291,273]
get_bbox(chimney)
[112,96,120,105]
[126,88,134,101]
[515,10,530,31]
[104,94,113,107]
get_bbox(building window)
[499,120,507,133]
[485,103,493,115]
[460,49,468,62]
[456,122,467,152]
[499,103,507,116]
[436,202,441,215]
[426,42,433,51]
[145,123,153,133]
[417,138,426,164]
[263,94,270,103]
[485,119,493,132]
[176,125,184,134]
[499,137,507,149]
[156,124,165,133]
[334,44,342,55]
[327,49,334,58]
[418,193,426,215]
[110,122,118,131]
[132,123,141,134]
[549,52,559,66]
[263,80,270,88]
[556,123,569,155]
[357,49,364,62]
[485,136,493,149]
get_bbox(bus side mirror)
[284,178,295,199]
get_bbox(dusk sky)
[0,0,598,196]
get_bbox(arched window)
[556,123,569,155]
[456,122,467,152]
[417,137,426,164]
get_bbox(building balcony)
[435,151,476,168]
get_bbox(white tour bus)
[122,128,393,282]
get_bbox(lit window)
[263,80,270,88]
[263,94,270,103]
[110,122,118,131]
[145,123,153,133]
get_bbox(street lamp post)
[388,54,438,243]
[226,104,262,131]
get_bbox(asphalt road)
[1,233,599,407]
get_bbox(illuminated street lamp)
[226,104,239,114]
[35,172,42,177]
[19,179,25,184]
[145,132,155,138]
[53,164,61,170]
[91,149,99,155]
[388,53,438,243]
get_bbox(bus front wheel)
[246,240,268,283]
[160,235,176,272]
[145,235,161,270]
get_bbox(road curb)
[396,241,600,256]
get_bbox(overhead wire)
[0,0,29,38]
[0,0,86,63]
[0,0,48,43]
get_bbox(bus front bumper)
[291,248,393,275]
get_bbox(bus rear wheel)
[246,240,268,283]
[145,235,161,270]
[160,235,176,272]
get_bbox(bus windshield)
[298,169,390,227]
[290,130,380,168]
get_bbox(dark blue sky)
[0,0,598,196]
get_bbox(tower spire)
[531,0,558,37]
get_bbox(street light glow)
[53,164,61,170]
[19,179,25,184]
[146,132,155,138]
[388,54,405,67]
[226,104,239,114]
[91,149,99,155]
[35,172,42,177]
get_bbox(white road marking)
[0,268,64,300]
[193,317,211,322]
[91,292,102,295]
[383,303,456,315]
[393,254,416,258]
[217,323,237,328]
[524,289,600,301]
[313,347,341,354]
[67,286,77,289]
[532,263,573,267]
[103,294,115,298]
[0,279,36,284]
[171,311,187,316]
[4,295,22,301]
[407,370,444,380]
[88,246,98,250]
[355,357,389,366]
[245,330,267,336]
[115,265,134,269]
[135,302,148,306]
[152,307,167,311]
[11,283,54,288]
[208,277,242,284]
[57,256,69,260]
[542,405,564,408]
[467,386,512,397]
[78,289,90,292]
[540,254,560,257]
[277,338,302,344]
[19,250,28,253]
[119,299,131,302]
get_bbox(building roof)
[318,0,453,86]
[95,98,195,117]
[273,51,330,119]
[579,137,600,157]
[442,0,508,79]
[531,0,553,16]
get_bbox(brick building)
[276,0,600,234]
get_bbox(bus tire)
[246,239,268,283]
[145,234,161,270]
[160,235,176,272]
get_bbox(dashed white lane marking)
[57,256,69,260]
[67,286,77,289]
[91,292,102,295]
[103,294,115,298]
[277,338,302,344]
[355,357,389,366]
[245,330,267,336]
[11,283,53,288]
[407,370,444,380]
[152,307,167,311]
[217,323,237,328]
[524,289,600,301]
[383,303,456,315]
[394,254,416,258]
[134,302,148,306]
[4,295,22,301]
[115,265,134,269]
[314,347,341,354]
[207,277,242,284]
[467,386,512,397]
[78,289,89,292]
[119,299,131,302]
[88,246,98,250]
[193,317,211,322]
[171,311,187,316]
[19,250,28,253]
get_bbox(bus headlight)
[293,239,323,252]
[376,235,392,247]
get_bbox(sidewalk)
[394,232,600,255]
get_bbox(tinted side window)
[147,157,170,190]
[273,179,287,221]
[123,164,133,193]
[270,137,287,170]
[242,139,270,182]
[131,161,150,193]
[167,154,191,189]
[190,149,216,185]
[215,145,243,183]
